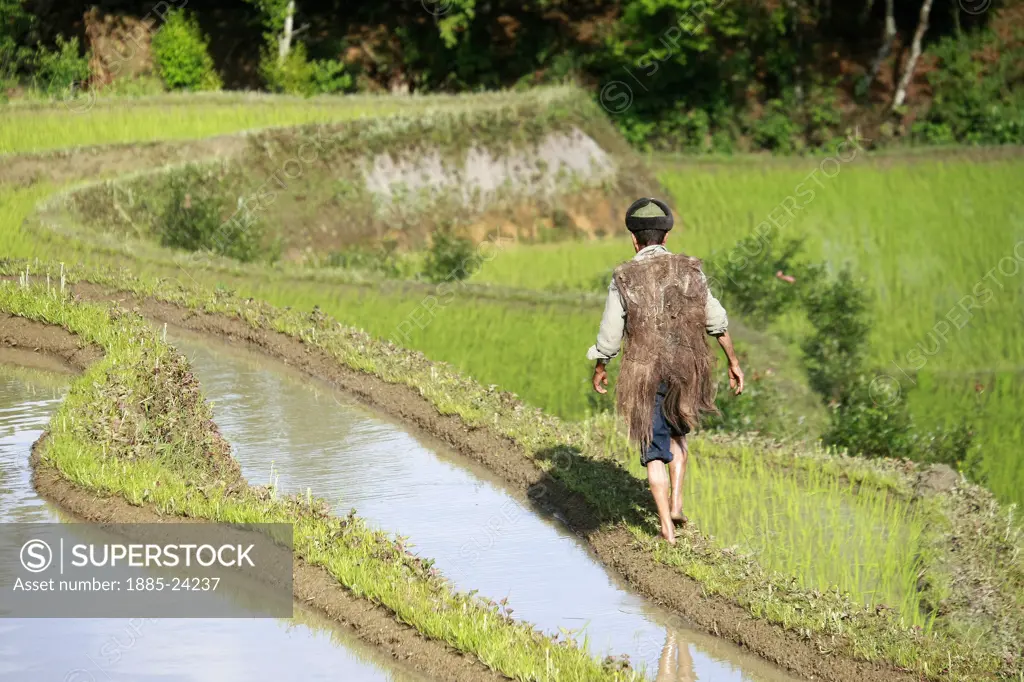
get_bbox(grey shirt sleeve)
[586,277,626,362]
[702,271,729,336]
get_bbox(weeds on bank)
[0,280,639,682]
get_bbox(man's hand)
[728,361,745,395]
[715,332,744,395]
[592,362,609,394]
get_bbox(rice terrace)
[0,0,1021,681]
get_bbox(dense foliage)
[259,41,354,96]
[913,26,1024,144]
[157,167,270,263]
[711,235,978,469]
[31,34,89,95]
[151,9,221,91]
[422,225,483,283]
[0,0,33,88]
[4,0,1022,149]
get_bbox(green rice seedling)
[584,412,933,627]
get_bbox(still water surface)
[171,329,799,682]
[0,357,423,682]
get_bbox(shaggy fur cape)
[612,252,718,451]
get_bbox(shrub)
[32,35,90,96]
[748,99,800,153]
[260,41,314,94]
[157,167,268,263]
[706,357,795,437]
[422,225,481,283]
[821,375,914,459]
[913,29,1024,145]
[708,235,823,329]
[913,419,976,469]
[798,265,979,466]
[152,9,221,91]
[310,58,353,95]
[0,0,33,88]
[261,41,353,96]
[800,268,872,403]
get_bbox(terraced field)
[1,89,1020,682]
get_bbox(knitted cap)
[625,197,674,233]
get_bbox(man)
[588,197,744,545]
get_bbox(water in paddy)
[0,359,426,682]
[172,328,800,682]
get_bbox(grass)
[0,92,457,155]
[0,86,624,157]
[19,257,1017,681]
[0,279,637,682]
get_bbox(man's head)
[625,198,674,252]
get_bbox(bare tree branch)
[892,0,934,109]
[863,0,896,94]
[277,0,295,64]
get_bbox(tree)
[892,0,935,109]
[862,0,896,96]
[0,0,33,83]
[244,0,297,63]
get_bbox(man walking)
[589,198,744,545]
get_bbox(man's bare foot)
[660,522,677,545]
[671,512,688,526]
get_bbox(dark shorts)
[640,385,690,467]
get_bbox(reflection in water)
[171,329,799,682]
[0,364,67,523]
[0,362,424,682]
[656,631,695,682]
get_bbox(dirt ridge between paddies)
[0,283,641,682]
[17,260,1018,682]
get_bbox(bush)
[33,35,90,96]
[748,98,800,153]
[708,235,823,329]
[801,268,872,403]
[152,9,221,91]
[797,264,979,466]
[422,225,481,283]
[821,375,914,459]
[261,41,353,96]
[913,29,1024,145]
[706,357,795,438]
[157,167,268,263]
[310,58,353,95]
[0,0,33,88]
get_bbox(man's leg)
[669,435,689,524]
[647,460,675,544]
[644,389,676,544]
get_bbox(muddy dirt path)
[169,326,800,682]
[0,351,430,682]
